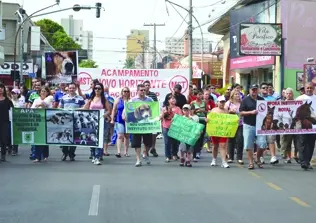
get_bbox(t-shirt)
[25,90,36,103]
[31,96,54,108]
[296,94,316,101]
[146,91,158,102]
[28,91,40,104]
[225,101,242,126]
[0,98,13,123]
[239,95,264,126]
[262,95,276,101]
[190,115,199,123]
[59,94,85,109]
[130,96,153,102]
[12,96,25,108]
[161,106,182,129]
[54,90,66,103]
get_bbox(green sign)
[11,108,104,147]
[125,101,161,134]
[206,113,239,138]
[168,114,205,146]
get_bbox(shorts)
[115,122,126,134]
[131,134,152,148]
[243,124,267,150]
[211,137,227,144]
[179,142,194,153]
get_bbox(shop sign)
[211,61,223,79]
[0,62,33,75]
[239,23,282,56]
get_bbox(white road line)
[88,185,101,216]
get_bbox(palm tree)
[124,57,135,69]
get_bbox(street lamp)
[165,0,205,83]
[13,1,103,83]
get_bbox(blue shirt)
[130,96,153,102]
[54,90,66,103]
[59,94,85,109]
[262,95,276,101]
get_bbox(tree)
[124,57,135,69]
[79,59,98,68]
[35,19,81,51]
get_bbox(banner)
[78,68,190,101]
[11,108,104,147]
[168,114,205,146]
[239,23,282,56]
[206,113,239,138]
[45,51,78,84]
[256,100,316,135]
[124,101,161,134]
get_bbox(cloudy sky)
[6,0,238,67]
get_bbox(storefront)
[0,62,34,87]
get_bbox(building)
[165,36,212,55]
[61,15,93,60]
[126,29,149,60]
[0,2,54,86]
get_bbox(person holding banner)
[0,83,13,162]
[31,86,54,163]
[83,82,111,165]
[59,83,85,162]
[239,84,265,170]
[122,84,154,167]
[111,87,131,158]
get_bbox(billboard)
[45,51,78,84]
[239,23,282,56]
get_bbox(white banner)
[0,62,33,75]
[78,68,190,101]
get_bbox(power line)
[166,13,189,43]
[193,0,227,8]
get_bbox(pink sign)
[230,56,275,70]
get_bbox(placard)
[206,113,239,138]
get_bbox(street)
[1,141,316,223]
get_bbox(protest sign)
[168,114,205,146]
[78,68,189,101]
[125,101,161,134]
[256,100,316,135]
[206,113,239,138]
[11,108,104,147]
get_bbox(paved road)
[1,141,316,223]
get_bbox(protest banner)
[206,113,239,138]
[45,51,78,84]
[78,68,190,101]
[11,108,104,147]
[168,114,205,146]
[124,101,161,134]
[256,100,316,135]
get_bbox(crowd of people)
[0,78,314,171]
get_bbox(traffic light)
[10,70,20,81]
[96,2,102,18]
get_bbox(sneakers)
[196,153,201,159]
[221,161,230,168]
[135,160,142,167]
[156,134,163,139]
[179,158,185,166]
[260,157,265,164]
[144,156,151,165]
[94,158,101,165]
[210,159,217,166]
[270,156,279,164]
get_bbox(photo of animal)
[73,130,99,146]
[127,104,152,123]
[74,111,99,130]
[46,111,73,125]
[261,106,275,130]
[48,128,73,144]
[291,101,316,130]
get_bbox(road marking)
[290,197,311,208]
[248,172,261,178]
[265,182,282,191]
[88,185,101,216]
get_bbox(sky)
[5,0,239,68]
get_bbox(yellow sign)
[211,61,223,79]
[206,113,239,138]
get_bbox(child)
[179,104,200,167]
[209,96,230,168]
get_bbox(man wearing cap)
[163,84,187,109]
[240,84,266,169]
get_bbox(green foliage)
[79,59,98,68]
[35,19,81,51]
[124,57,135,69]
[216,84,231,95]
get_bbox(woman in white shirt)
[31,86,53,162]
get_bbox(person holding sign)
[161,95,182,162]
[225,89,244,165]
[209,96,230,168]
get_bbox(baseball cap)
[218,96,226,102]
[174,84,182,90]
[249,84,259,89]
[182,104,191,110]
[11,89,20,94]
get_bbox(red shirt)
[187,94,197,104]
[205,99,216,111]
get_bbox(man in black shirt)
[163,84,187,109]
[240,84,266,169]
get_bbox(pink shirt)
[162,106,182,129]
[90,100,104,110]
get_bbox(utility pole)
[143,23,165,69]
[16,7,25,83]
[188,0,193,83]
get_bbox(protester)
[164,84,187,109]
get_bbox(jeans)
[90,147,103,159]
[35,145,49,160]
[193,120,206,158]
[296,134,316,166]
[162,128,179,158]
[228,125,243,160]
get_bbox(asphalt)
[1,140,316,223]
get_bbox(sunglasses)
[123,90,130,93]
[94,87,102,90]
[139,89,145,92]
[261,87,267,89]
[227,89,232,91]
